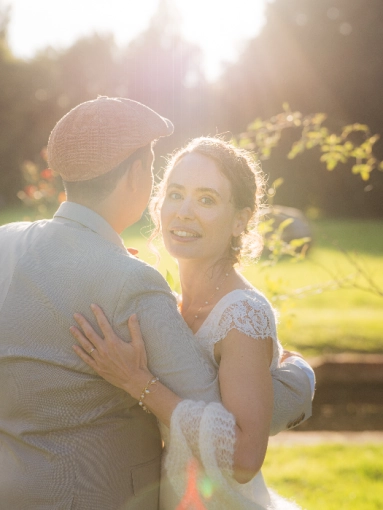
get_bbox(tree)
[215,0,383,218]
[0,1,12,59]
[116,0,211,154]
[0,0,213,205]
[0,3,52,206]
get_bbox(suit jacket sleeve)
[113,262,312,433]
[113,263,221,403]
[269,363,313,435]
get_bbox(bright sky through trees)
[6,0,266,80]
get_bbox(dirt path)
[269,431,383,446]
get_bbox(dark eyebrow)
[167,183,222,198]
[197,187,222,198]
[167,183,184,190]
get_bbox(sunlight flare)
[7,0,266,81]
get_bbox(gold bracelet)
[138,376,159,413]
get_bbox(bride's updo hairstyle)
[150,136,266,264]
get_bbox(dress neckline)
[194,287,261,336]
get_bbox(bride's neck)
[178,259,233,310]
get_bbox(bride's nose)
[176,198,195,220]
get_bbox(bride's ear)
[232,207,252,237]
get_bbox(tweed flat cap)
[47,96,174,182]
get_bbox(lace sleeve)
[215,297,278,345]
[165,400,264,509]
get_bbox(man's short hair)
[63,144,152,204]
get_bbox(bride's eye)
[200,196,215,205]
[168,191,182,200]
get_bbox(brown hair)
[63,143,152,204]
[150,137,265,264]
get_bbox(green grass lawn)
[263,443,383,510]
[246,220,383,357]
[1,208,382,357]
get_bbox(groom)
[0,97,314,509]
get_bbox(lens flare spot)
[198,476,216,499]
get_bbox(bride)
[71,137,307,509]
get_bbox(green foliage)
[263,444,383,510]
[235,109,383,181]
[165,270,176,291]
[260,216,310,267]
[218,0,383,216]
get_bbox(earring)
[231,237,241,252]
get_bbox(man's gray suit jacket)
[0,202,312,510]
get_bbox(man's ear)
[125,159,143,193]
[232,207,252,237]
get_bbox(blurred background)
[0,0,382,508]
[1,0,383,216]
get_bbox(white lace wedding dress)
[159,288,302,510]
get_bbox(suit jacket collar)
[54,201,126,251]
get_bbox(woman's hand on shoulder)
[70,305,152,399]
[280,349,304,364]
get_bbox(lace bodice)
[195,288,283,371]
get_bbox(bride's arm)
[218,330,273,483]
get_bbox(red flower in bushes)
[24,185,38,198]
[40,168,54,180]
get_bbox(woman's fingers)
[72,344,97,368]
[70,325,98,356]
[280,349,304,363]
[90,304,115,341]
[73,313,104,351]
[128,314,144,347]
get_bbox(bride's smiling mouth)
[169,228,202,241]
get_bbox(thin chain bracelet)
[138,376,159,413]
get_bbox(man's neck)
[66,196,130,234]
[67,197,122,234]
